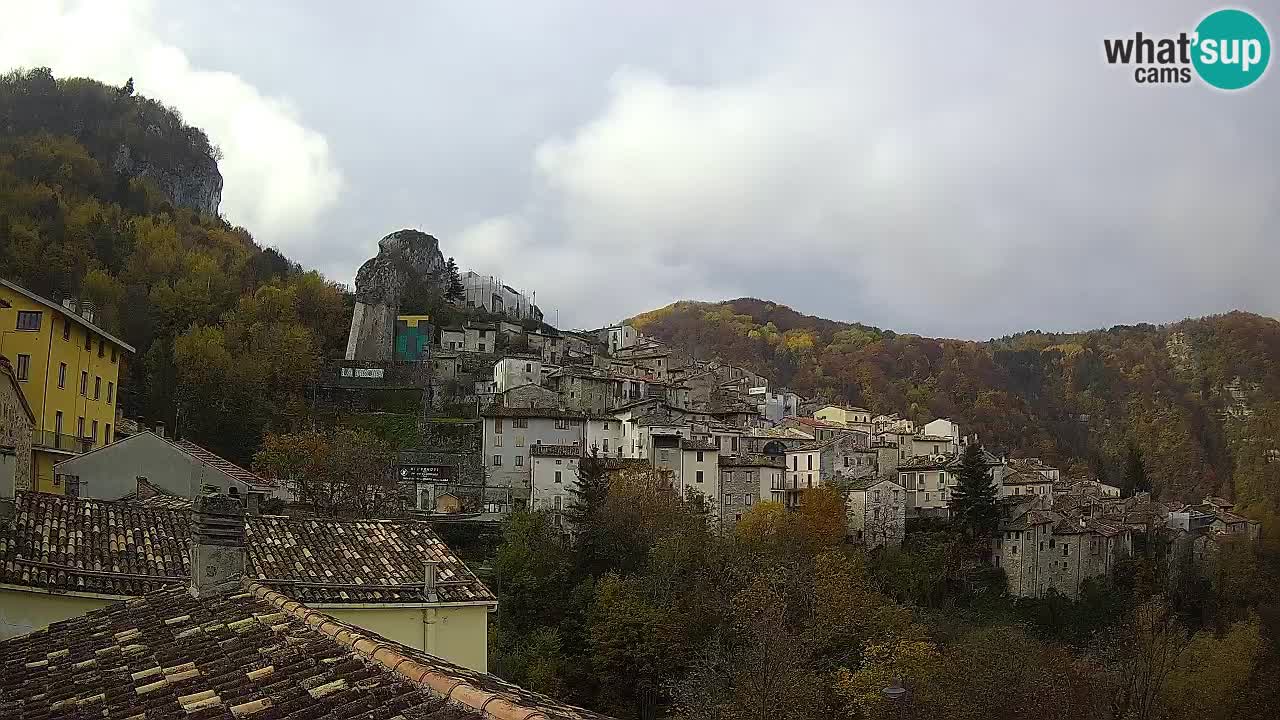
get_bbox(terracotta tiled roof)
[117,477,195,511]
[896,453,956,470]
[1001,469,1054,486]
[0,492,190,596]
[599,458,650,471]
[174,439,277,489]
[2,492,493,604]
[481,405,589,420]
[246,516,494,604]
[718,454,786,469]
[0,578,610,720]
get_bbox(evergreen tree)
[1125,442,1150,496]
[566,450,612,577]
[445,257,465,303]
[950,443,998,538]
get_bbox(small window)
[94,376,101,400]
[696,470,704,483]
[105,424,111,443]
[16,311,41,331]
[97,340,104,358]
[58,362,66,388]
[525,363,532,372]
[1049,538,1056,549]
[229,486,239,496]
[1011,545,1018,555]
[724,493,733,506]
[80,371,88,395]
[15,354,31,381]
[554,471,562,483]
[494,417,504,432]
[63,318,71,341]
[1062,544,1070,557]
[85,334,91,351]
[77,416,85,438]
[91,420,98,443]
[807,455,813,470]
[515,455,523,467]
[696,450,704,462]
[493,455,502,466]
[110,346,117,363]
[107,382,114,404]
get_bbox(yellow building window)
[16,310,42,331]
[80,371,88,395]
[58,362,66,388]
[16,354,30,381]
[94,376,101,400]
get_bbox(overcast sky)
[2,1,1277,338]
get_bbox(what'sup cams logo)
[1104,8,1270,89]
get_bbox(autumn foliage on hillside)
[0,68,348,462]
[632,299,1280,531]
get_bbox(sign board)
[399,465,457,483]
[748,386,767,395]
[341,367,385,379]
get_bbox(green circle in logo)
[1193,9,1270,90]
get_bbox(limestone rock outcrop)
[345,230,448,361]
[112,145,223,216]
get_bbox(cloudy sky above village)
[2,1,1276,337]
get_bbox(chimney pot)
[156,422,165,438]
[424,561,439,603]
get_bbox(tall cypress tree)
[445,257,465,303]
[1124,442,1149,496]
[566,450,611,577]
[950,443,998,537]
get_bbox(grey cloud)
[19,1,1280,337]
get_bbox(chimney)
[245,493,260,516]
[190,494,246,598]
[424,560,439,602]
[155,422,165,438]
[1,445,16,526]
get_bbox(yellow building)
[0,278,134,493]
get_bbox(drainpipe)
[423,561,439,653]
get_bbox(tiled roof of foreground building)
[0,492,494,603]
[0,578,608,720]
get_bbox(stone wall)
[720,467,759,529]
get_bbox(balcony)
[33,430,93,454]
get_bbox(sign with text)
[341,367,385,379]
[399,465,456,483]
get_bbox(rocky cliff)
[112,145,223,216]
[346,230,449,361]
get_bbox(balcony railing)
[33,430,93,454]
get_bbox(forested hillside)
[632,299,1280,532]
[0,68,349,462]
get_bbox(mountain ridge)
[630,298,1280,533]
